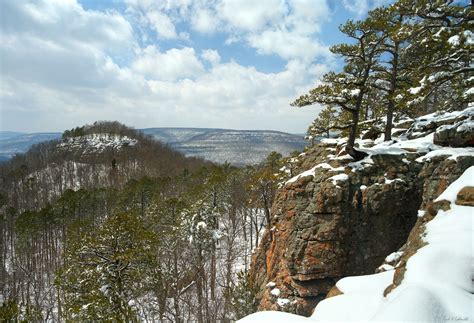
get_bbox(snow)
[417,210,426,218]
[435,166,474,203]
[385,251,403,263]
[359,133,439,157]
[336,270,394,295]
[409,86,422,94]
[378,264,394,271]
[416,147,474,163]
[360,185,367,190]
[238,311,312,323]
[320,138,344,145]
[328,173,348,185]
[464,30,474,45]
[286,166,317,184]
[276,298,291,307]
[196,221,207,229]
[448,35,460,46]
[315,163,345,172]
[266,282,276,288]
[270,288,281,297]
[310,271,395,322]
[384,177,405,184]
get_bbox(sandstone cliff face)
[249,109,474,316]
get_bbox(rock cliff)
[249,108,474,316]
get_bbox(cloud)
[132,46,204,81]
[201,49,221,66]
[1,0,334,133]
[125,0,333,63]
[218,0,286,31]
[191,6,219,33]
[146,10,178,39]
[216,0,332,62]
[342,0,391,18]
[248,29,331,62]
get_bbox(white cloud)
[217,0,332,62]
[218,0,286,31]
[248,29,331,62]
[1,0,335,133]
[132,46,204,81]
[201,49,221,66]
[124,0,333,63]
[191,7,219,33]
[146,10,178,39]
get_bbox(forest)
[0,0,472,321]
[0,121,292,321]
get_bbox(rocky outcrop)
[248,108,474,317]
[433,117,474,147]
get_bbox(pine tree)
[367,5,413,140]
[292,19,385,159]
[396,0,473,111]
[306,106,338,141]
[57,212,156,321]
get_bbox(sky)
[0,0,389,133]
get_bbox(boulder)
[433,118,474,147]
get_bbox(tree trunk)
[385,41,399,141]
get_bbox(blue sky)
[0,0,389,133]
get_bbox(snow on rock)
[276,298,291,307]
[415,147,474,163]
[384,251,403,263]
[240,167,474,323]
[328,173,349,186]
[266,282,276,288]
[336,270,395,295]
[58,133,137,155]
[286,166,317,184]
[435,166,474,203]
[314,163,345,172]
[270,288,281,297]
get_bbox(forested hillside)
[0,121,297,321]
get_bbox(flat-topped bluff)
[245,107,474,319]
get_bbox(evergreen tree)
[292,19,385,159]
[306,106,338,141]
[368,5,413,140]
[57,212,156,321]
[396,0,473,111]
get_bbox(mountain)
[142,128,306,165]
[0,122,208,212]
[0,132,62,160]
[0,128,306,165]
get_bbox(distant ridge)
[0,127,306,165]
